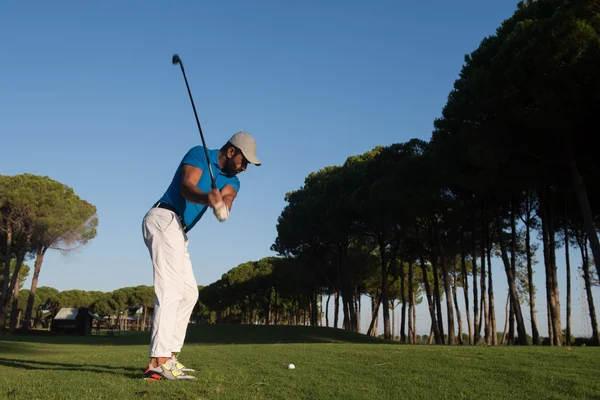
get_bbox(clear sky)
[2,0,598,337]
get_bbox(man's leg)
[142,207,186,367]
[171,234,199,355]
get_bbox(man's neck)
[217,150,226,169]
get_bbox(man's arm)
[220,184,238,212]
[180,164,222,207]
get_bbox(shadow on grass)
[0,341,45,356]
[184,325,393,345]
[0,324,394,346]
[0,357,142,379]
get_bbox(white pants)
[142,207,199,358]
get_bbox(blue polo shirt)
[157,146,240,231]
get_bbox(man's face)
[222,147,249,177]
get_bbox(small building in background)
[51,307,103,336]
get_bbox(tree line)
[262,0,600,346]
[8,285,156,331]
[0,173,98,332]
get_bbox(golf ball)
[288,364,295,369]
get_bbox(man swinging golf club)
[142,131,261,380]
[141,54,261,381]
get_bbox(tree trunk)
[34,306,43,329]
[452,262,463,345]
[275,292,280,325]
[508,293,515,342]
[9,274,21,332]
[341,285,350,330]
[325,292,331,327]
[542,188,562,346]
[378,235,393,339]
[579,237,600,346]
[471,209,480,345]
[339,245,358,332]
[509,200,517,345]
[142,306,147,330]
[431,254,445,344]
[479,291,484,342]
[547,306,553,346]
[0,225,13,320]
[367,293,381,337]
[460,233,473,345]
[494,210,528,345]
[420,254,442,344]
[408,260,414,344]
[427,325,434,344]
[311,294,316,326]
[334,289,340,329]
[391,301,396,340]
[399,259,407,343]
[479,217,488,344]
[564,209,572,347]
[412,292,417,343]
[501,291,510,345]
[266,290,272,326]
[550,200,562,346]
[568,152,600,282]
[312,293,319,326]
[435,227,456,345]
[24,248,47,330]
[524,207,540,345]
[487,226,497,345]
[0,250,26,328]
[251,296,256,325]
[302,299,306,326]
[541,190,555,346]
[356,291,361,332]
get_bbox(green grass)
[0,325,599,400]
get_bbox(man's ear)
[227,146,237,159]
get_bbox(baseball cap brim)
[243,151,261,166]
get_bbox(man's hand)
[209,188,228,222]
[212,185,237,222]
[208,188,223,209]
[213,201,229,222]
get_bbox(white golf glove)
[213,201,229,222]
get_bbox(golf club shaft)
[173,55,216,189]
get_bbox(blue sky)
[2,0,598,336]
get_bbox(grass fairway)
[1,325,598,400]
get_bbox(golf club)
[172,54,216,189]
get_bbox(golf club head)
[172,54,181,65]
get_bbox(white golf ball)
[288,363,295,369]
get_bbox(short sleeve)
[227,176,240,193]
[181,146,207,169]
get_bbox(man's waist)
[153,202,189,232]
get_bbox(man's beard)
[222,157,238,177]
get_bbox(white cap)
[229,131,261,166]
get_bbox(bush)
[574,337,598,347]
